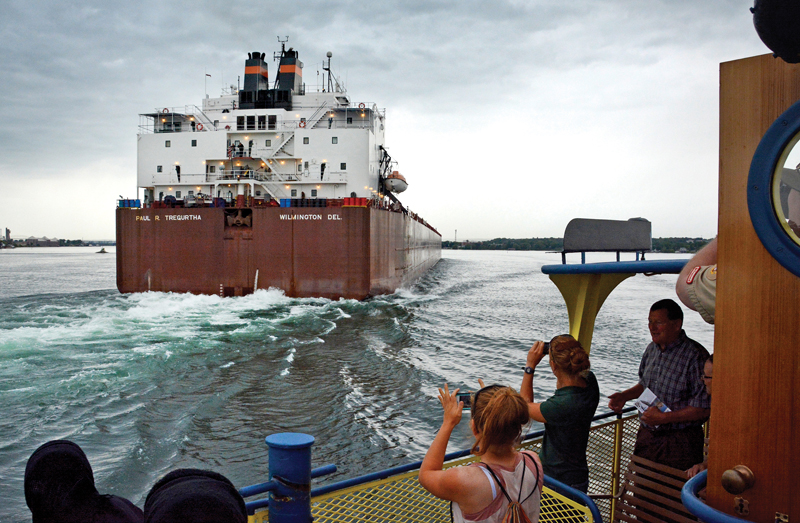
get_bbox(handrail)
[545,476,605,523]
[303,407,636,497]
[682,471,756,523]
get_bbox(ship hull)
[116,206,441,299]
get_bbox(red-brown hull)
[116,206,441,299]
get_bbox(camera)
[456,392,472,409]
[542,341,550,355]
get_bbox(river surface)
[0,247,713,522]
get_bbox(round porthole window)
[748,100,800,277]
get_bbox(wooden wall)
[710,53,800,521]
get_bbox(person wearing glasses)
[419,383,543,523]
[520,335,599,493]
[687,354,713,478]
[608,299,710,471]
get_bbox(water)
[0,247,714,522]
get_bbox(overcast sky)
[0,0,768,241]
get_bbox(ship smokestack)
[243,51,269,93]
[277,48,303,92]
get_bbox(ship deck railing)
[138,104,382,135]
[244,407,641,523]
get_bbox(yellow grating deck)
[248,413,640,523]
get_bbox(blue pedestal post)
[266,433,315,523]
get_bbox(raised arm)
[521,342,546,422]
[419,384,468,501]
[676,237,717,310]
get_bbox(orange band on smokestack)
[279,64,302,77]
[245,66,268,78]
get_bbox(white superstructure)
[136,44,399,208]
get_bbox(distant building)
[24,236,60,247]
[4,228,9,242]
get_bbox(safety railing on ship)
[241,407,640,523]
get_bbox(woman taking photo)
[521,335,599,493]
[419,383,543,523]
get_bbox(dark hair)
[144,468,246,523]
[549,336,590,376]
[650,298,683,321]
[470,386,529,456]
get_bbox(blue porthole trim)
[747,99,800,278]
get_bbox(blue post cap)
[265,433,315,449]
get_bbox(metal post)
[265,433,315,523]
[610,413,624,520]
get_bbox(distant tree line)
[444,237,713,253]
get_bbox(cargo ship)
[116,41,441,299]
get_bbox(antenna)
[323,51,334,93]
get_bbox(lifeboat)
[385,171,408,193]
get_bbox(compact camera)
[456,392,472,409]
[542,341,550,355]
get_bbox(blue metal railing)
[239,407,636,520]
[682,471,756,523]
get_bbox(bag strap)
[479,453,539,504]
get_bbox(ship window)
[247,115,255,130]
[332,137,338,144]
[347,117,353,124]
[303,137,309,145]
[256,190,261,196]
[304,161,309,169]
[258,115,266,130]
[237,116,245,131]
[176,191,181,198]
[298,164,302,172]
[159,192,164,200]
[340,163,346,170]
[265,139,271,147]
[191,140,197,147]
[268,115,277,130]
[188,190,194,196]
[165,141,171,147]
[209,165,216,173]
[214,120,219,127]
[311,189,317,197]
[291,189,297,197]
[157,165,163,172]
[350,192,357,198]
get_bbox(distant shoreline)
[444,237,712,253]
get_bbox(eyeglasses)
[702,375,713,380]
